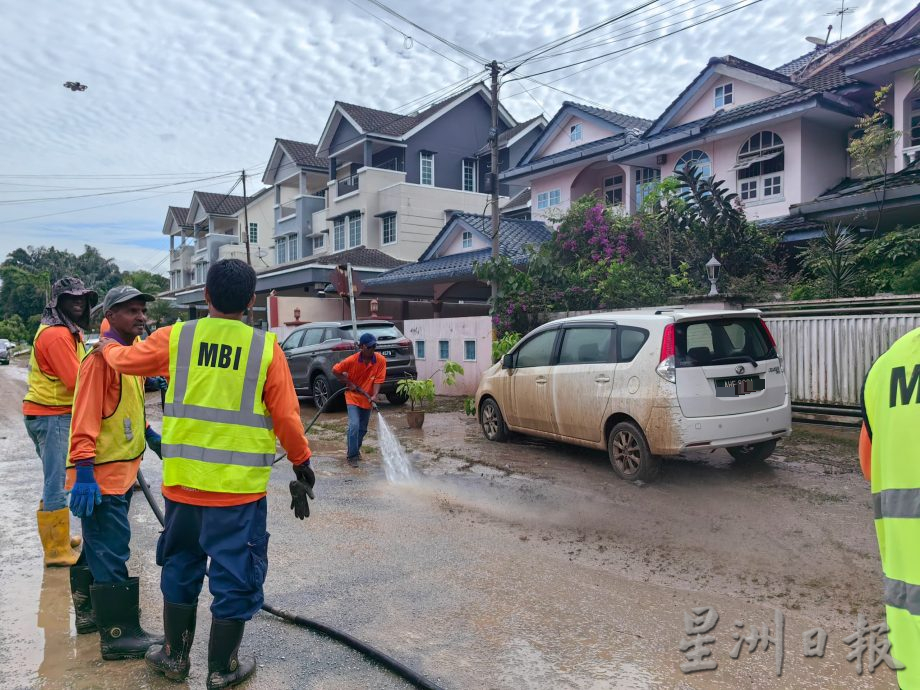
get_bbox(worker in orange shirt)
[66,286,164,659]
[95,259,314,689]
[23,276,96,567]
[333,333,386,467]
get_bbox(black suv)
[281,320,417,408]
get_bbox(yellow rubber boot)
[38,500,81,549]
[37,508,81,567]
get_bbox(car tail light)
[396,339,411,348]
[332,340,357,351]
[759,319,784,372]
[656,323,676,383]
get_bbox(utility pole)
[241,170,252,266]
[489,59,501,305]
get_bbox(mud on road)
[0,360,898,688]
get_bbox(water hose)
[138,384,444,690]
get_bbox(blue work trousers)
[157,498,269,621]
[24,413,71,511]
[346,404,372,458]
[81,490,133,583]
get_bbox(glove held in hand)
[290,461,315,520]
[70,463,102,518]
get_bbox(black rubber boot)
[206,618,256,689]
[69,564,97,634]
[145,601,198,681]
[90,577,164,660]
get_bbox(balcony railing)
[279,201,296,218]
[337,176,359,196]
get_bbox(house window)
[464,340,476,361]
[194,261,208,284]
[348,215,362,248]
[604,174,624,206]
[276,236,287,264]
[333,219,346,252]
[462,159,476,192]
[313,234,325,252]
[415,340,425,359]
[461,230,473,249]
[439,340,449,360]
[382,215,397,245]
[736,131,784,202]
[248,222,258,244]
[634,168,661,206]
[288,233,298,260]
[537,189,562,209]
[910,95,920,147]
[570,123,583,142]
[675,150,712,178]
[420,152,434,186]
[714,83,733,108]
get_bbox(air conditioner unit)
[656,154,668,165]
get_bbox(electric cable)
[505,0,765,83]
[136,385,444,690]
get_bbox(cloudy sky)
[0,0,915,273]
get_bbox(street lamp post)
[706,255,722,296]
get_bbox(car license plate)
[715,376,764,397]
[379,349,394,358]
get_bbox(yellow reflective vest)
[863,326,920,686]
[24,324,86,408]
[66,371,146,467]
[162,318,277,494]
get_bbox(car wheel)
[479,397,508,442]
[727,439,777,463]
[608,421,659,482]
[312,374,331,410]
[386,391,408,406]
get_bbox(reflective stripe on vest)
[23,324,86,408]
[161,318,277,494]
[66,372,146,467]
[863,326,920,684]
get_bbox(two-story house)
[499,101,652,221]
[261,138,330,264]
[311,83,527,263]
[164,206,193,292]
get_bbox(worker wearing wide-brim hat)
[23,276,97,567]
[66,285,165,659]
[94,259,315,689]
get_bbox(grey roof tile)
[842,33,920,66]
[276,139,328,169]
[193,192,248,217]
[563,101,653,133]
[528,133,630,165]
[168,206,190,226]
[475,117,545,156]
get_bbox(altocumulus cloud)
[0,0,915,271]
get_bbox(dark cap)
[50,277,98,308]
[359,332,377,347]
[103,286,155,313]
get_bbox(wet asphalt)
[0,360,900,689]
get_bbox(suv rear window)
[674,318,775,368]
[339,324,404,343]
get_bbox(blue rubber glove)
[155,377,168,392]
[145,427,162,458]
[70,464,102,518]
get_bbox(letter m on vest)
[890,364,920,407]
[163,319,278,494]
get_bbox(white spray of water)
[376,413,417,483]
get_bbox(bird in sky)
[63,81,88,92]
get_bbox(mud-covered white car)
[475,309,791,482]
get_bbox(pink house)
[500,102,652,221]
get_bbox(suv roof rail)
[653,307,684,315]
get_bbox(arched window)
[675,149,712,178]
[735,131,784,202]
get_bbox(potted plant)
[396,361,463,429]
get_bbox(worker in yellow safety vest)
[23,276,97,567]
[95,259,314,689]
[860,326,920,687]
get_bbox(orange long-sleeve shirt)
[859,424,872,481]
[333,352,386,409]
[100,324,311,507]
[65,348,144,495]
[22,326,83,416]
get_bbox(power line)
[362,0,489,65]
[0,172,241,206]
[346,0,473,71]
[504,0,663,73]
[505,0,765,83]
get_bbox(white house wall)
[403,316,493,396]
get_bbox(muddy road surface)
[0,361,898,688]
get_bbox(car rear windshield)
[339,324,404,342]
[674,318,775,368]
